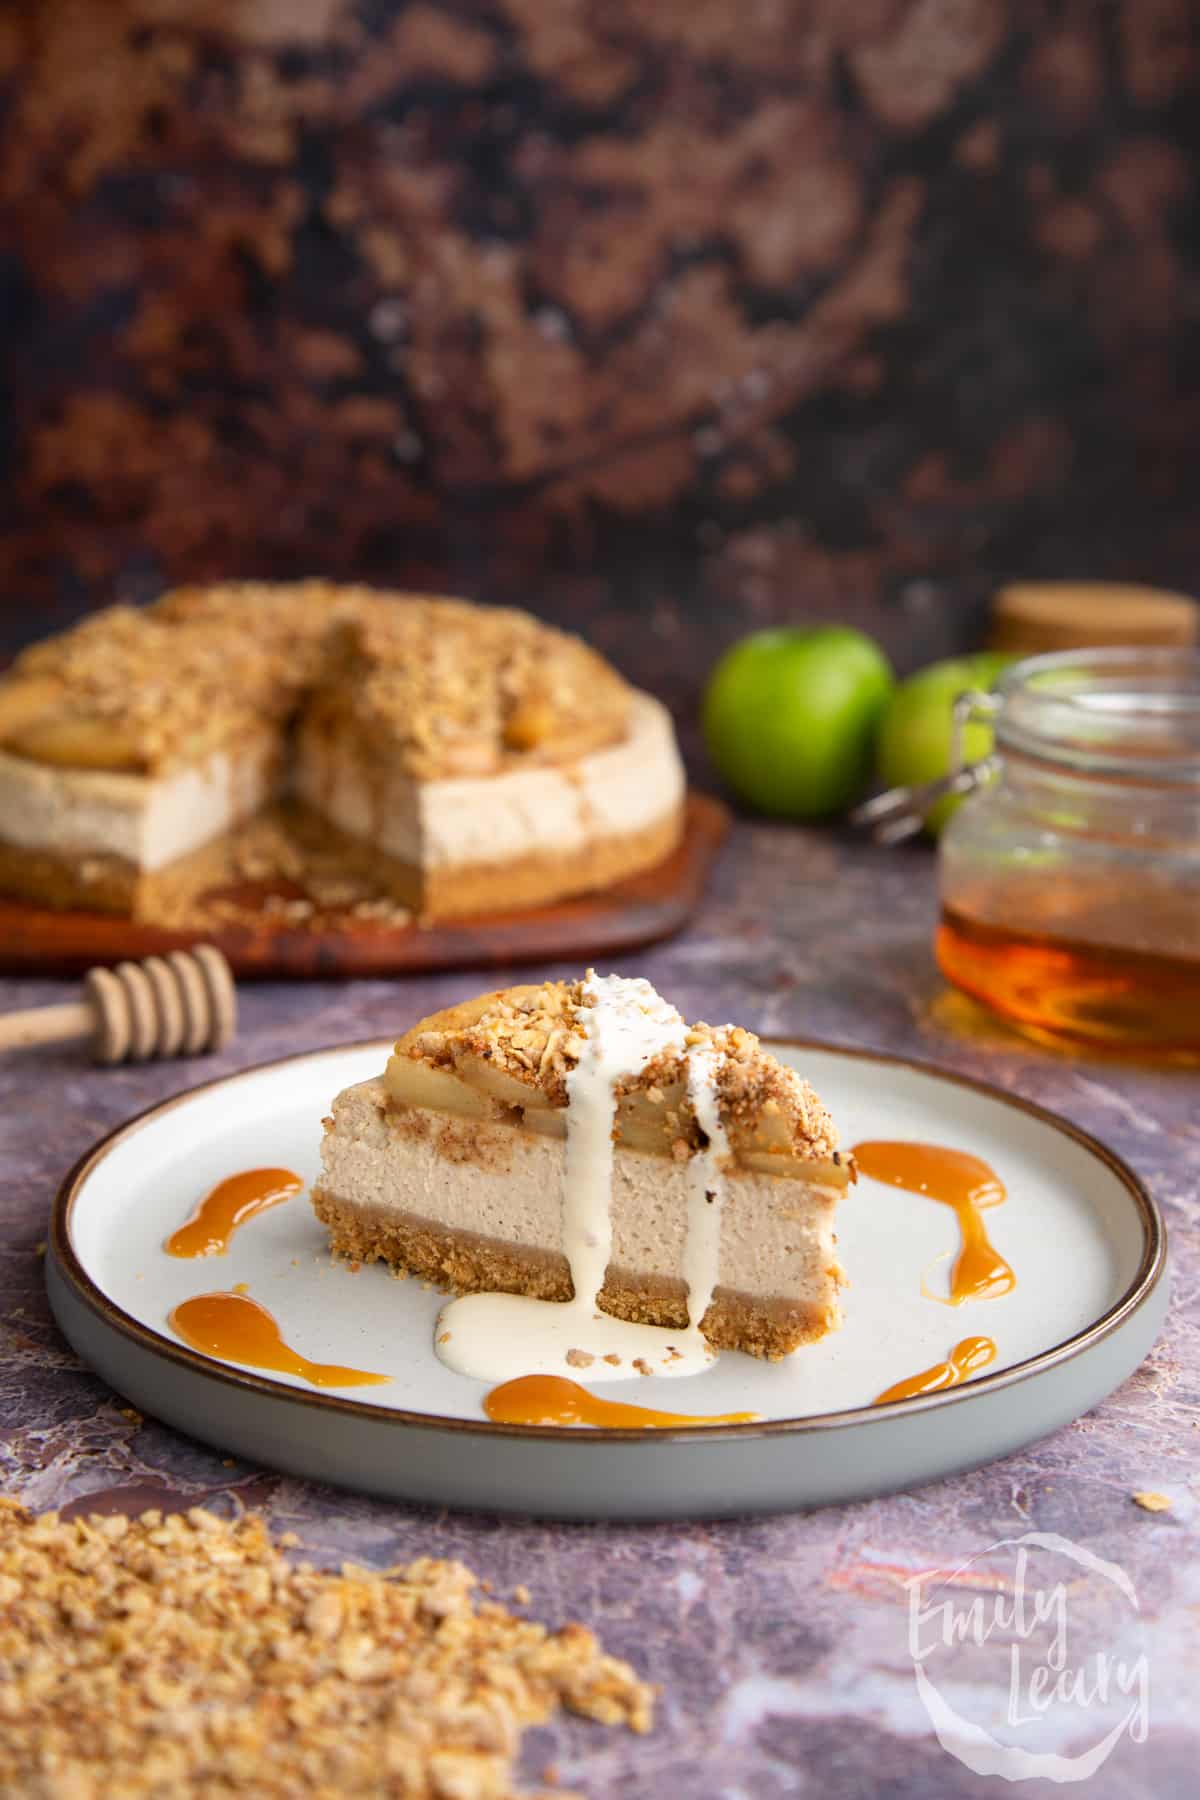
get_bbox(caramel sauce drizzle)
[874,1335,997,1405]
[484,1374,759,1429]
[165,1168,303,1259]
[169,1291,390,1389]
[852,1140,1016,1304]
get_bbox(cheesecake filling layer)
[0,736,281,871]
[318,1078,840,1309]
[293,692,684,872]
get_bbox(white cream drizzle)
[435,975,733,1384]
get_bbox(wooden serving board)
[0,792,728,979]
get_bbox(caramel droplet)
[165,1168,303,1259]
[169,1291,390,1389]
[874,1334,997,1405]
[852,1140,1016,1304]
[484,1374,758,1429]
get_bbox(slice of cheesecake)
[293,600,684,916]
[313,976,851,1365]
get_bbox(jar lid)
[988,582,1198,655]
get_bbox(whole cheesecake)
[0,584,686,919]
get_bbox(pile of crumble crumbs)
[0,1498,652,1799]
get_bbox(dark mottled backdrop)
[1,1,1198,690]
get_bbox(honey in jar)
[937,649,1200,1053]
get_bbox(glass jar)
[937,648,1200,1052]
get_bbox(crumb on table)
[0,1498,654,1795]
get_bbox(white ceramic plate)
[47,1040,1167,1519]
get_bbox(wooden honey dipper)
[0,946,237,1064]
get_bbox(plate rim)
[49,1035,1167,1445]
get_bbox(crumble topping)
[395,978,844,1165]
[306,601,631,779]
[0,1498,652,1798]
[0,607,298,772]
[154,579,379,682]
[154,575,371,633]
[0,584,633,782]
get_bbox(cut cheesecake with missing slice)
[0,584,685,920]
[313,975,852,1378]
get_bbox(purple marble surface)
[1,824,1195,1797]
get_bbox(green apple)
[876,652,1014,835]
[702,625,895,817]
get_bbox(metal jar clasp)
[850,689,1001,844]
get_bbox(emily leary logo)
[907,1531,1150,1783]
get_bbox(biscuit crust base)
[0,800,685,921]
[0,834,230,916]
[340,802,685,918]
[310,1186,837,1361]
